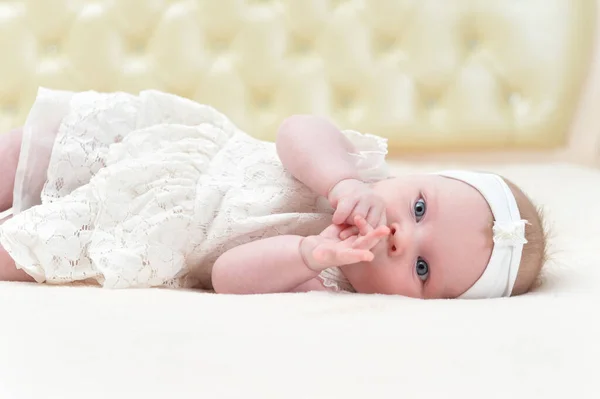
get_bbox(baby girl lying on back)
[0,88,546,298]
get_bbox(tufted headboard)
[0,0,599,162]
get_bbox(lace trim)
[318,267,355,292]
[342,129,389,183]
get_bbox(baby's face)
[343,175,494,299]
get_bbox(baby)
[0,88,546,299]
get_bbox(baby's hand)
[328,178,387,229]
[301,216,390,272]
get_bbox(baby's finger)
[352,226,390,250]
[354,215,374,236]
[365,205,383,229]
[332,198,357,225]
[352,235,378,250]
[348,201,371,226]
[339,226,359,240]
[342,235,359,245]
[336,248,374,265]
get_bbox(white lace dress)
[0,88,390,291]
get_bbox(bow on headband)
[493,220,528,246]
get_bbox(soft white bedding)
[0,161,599,399]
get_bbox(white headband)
[435,170,528,299]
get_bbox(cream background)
[0,0,599,163]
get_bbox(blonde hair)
[501,178,548,296]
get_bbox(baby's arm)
[275,115,360,199]
[211,235,320,294]
[276,116,386,228]
[211,218,388,294]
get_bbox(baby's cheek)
[370,258,420,297]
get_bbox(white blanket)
[0,161,599,399]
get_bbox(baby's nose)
[388,222,412,257]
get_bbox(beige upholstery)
[0,0,597,155]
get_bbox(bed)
[1,1,599,398]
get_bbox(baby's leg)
[0,128,23,212]
[0,243,33,282]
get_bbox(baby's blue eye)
[414,198,426,221]
[416,258,429,281]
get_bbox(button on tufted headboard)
[0,0,597,155]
